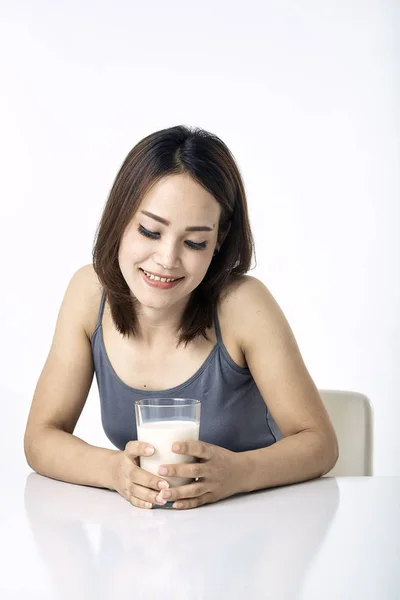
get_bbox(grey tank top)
[91,290,282,452]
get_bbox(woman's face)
[118,173,221,311]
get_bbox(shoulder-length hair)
[92,125,255,346]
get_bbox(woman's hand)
[109,441,171,509]
[154,441,247,510]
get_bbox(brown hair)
[92,125,255,346]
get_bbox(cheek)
[188,252,213,278]
[118,243,140,281]
[119,234,147,262]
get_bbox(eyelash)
[138,225,208,251]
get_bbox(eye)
[138,225,208,251]
[138,225,159,239]
[185,240,207,251]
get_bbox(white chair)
[319,389,374,476]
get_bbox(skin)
[117,173,222,343]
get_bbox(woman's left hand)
[155,441,247,509]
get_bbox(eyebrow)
[140,210,214,232]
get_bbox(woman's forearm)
[24,427,119,490]
[238,430,338,493]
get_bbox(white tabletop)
[1,471,399,599]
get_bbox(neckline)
[97,324,220,395]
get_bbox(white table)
[1,471,399,599]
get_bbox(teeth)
[142,270,178,283]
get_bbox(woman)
[24,125,338,510]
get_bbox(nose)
[154,238,181,271]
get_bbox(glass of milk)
[135,398,201,488]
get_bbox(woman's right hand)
[109,441,170,509]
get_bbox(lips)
[139,268,184,290]
[140,268,184,282]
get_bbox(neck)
[135,301,187,347]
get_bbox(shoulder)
[218,275,291,353]
[219,274,279,317]
[65,263,103,339]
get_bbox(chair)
[319,389,374,476]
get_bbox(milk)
[138,420,200,487]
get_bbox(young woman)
[24,125,338,510]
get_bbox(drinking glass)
[135,398,201,487]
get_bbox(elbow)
[24,428,43,472]
[306,427,339,477]
[24,432,35,470]
[319,433,339,476]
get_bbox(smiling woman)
[114,171,225,326]
[92,127,249,345]
[24,125,338,512]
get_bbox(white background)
[1,1,399,475]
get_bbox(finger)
[129,463,170,492]
[171,440,212,460]
[128,482,168,506]
[157,480,208,502]
[129,496,153,510]
[172,493,212,510]
[125,440,155,458]
[158,461,205,479]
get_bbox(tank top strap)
[213,304,223,344]
[96,288,107,329]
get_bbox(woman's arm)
[25,427,118,489]
[233,276,339,491]
[238,430,335,493]
[24,265,118,489]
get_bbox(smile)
[139,268,184,289]
[141,269,181,283]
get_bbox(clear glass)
[135,398,201,487]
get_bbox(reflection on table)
[24,474,340,599]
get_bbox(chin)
[132,278,182,303]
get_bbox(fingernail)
[156,494,167,505]
[161,489,171,499]
[145,446,154,455]
[158,480,169,490]
[158,467,168,475]
[172,443,181,452]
